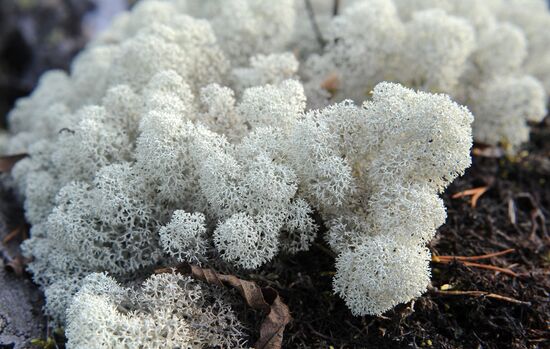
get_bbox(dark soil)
[0,185,46,349]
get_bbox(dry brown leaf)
[2,252,28,276]
[156,264,292,349]
[0,154,28,172]
[320,72,340,96]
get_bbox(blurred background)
[2,0,550,129]
[0,0,130,128]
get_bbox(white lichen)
[66,272,246,349]
[12,1,549,339]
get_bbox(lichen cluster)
[300,0,548,150]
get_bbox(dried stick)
[434,248,515,261]
[304,0,327,47]
[432,256,519,277]
[434,289,531,305]
[333,0,340,16]
[451,186,488,208]
[459,261,518,277]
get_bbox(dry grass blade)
[434,248,515,261]
[451,186,489,208]
[432,249,519,277]
[434,289,531,305]
[156,264,292,349]
[0,154,28,172]
[459,261,519,277]
[508,199,517,224]
[3,226,22,245]
[2,225,28,245]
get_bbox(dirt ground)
[0,187,45,349]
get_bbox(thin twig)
[434,248,515,261]
[304,0,327,47]
[434,289,531,305]
[432,257,518,277]
[333,0,341,16]
[517,192,548,239]
[460,261,519,277]
[3,227,22,245]
[451,186,489,208]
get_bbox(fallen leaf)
[0,154,28,172]
[320,72,340,96]
[156,264,292,349]
[2,251,28,276]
